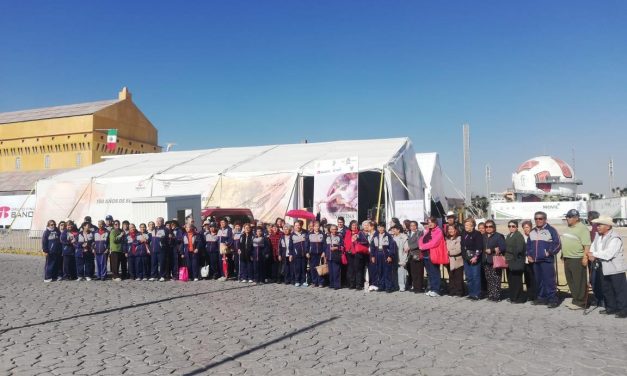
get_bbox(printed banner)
[491,201,588,220]
[0,195,36,229]
[313,157,358,223]
[204,173,297,223]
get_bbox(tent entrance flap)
[359,171,383,223]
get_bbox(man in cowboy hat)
[588,216,627,318]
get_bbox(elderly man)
[560,209,592,310]
[527,211,561,308]
[588,216,627,318]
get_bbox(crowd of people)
[40,209,627,318]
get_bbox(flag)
[106,129,117,152]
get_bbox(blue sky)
[1,1,626,196]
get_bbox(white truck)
[588,197,627,226]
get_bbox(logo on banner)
[0,206,9,218]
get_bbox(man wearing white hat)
[588,216,627,318]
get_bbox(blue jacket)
[60,230,76,256]
[307,232,326,255]
[181,231,204,259]
[150,226,170,254]
[135,232,151,256]
[252,236,271,261]
[217,227,233,248]
[526,223,561,263]
[279,235,293,259]
[41,228,61,254]
[204,232,220,254]
[93,230,109,254]
[324,234,345,262]
[77,231,94,258]
[171,227,184,254]
[370,232,397,260]
[483,232,506,265]
[290,231,309,257]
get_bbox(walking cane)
[583,259,596,315]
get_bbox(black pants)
[340,262,348,287]
[524,263,536,300]
[346,253,356,288]
[120,252,128,279]
[602,272,627,313]
[409,259,425,292]
[447,265,465,296]
[109,252,121,279]
[351,253,368,289]
[507,269,525,303]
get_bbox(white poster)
[314,157,358,223]
[0,195,36,229]
[394,200,424,224]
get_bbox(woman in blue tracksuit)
[42,219,62,282]
[77,222,95,281]
[370,222,398,293]
[203,223,220,280]
[126,223,139,280]
[279,226,293,285]
[251,226,271,284]
[325,225,344,290]
[290,220,309,287]
[60,221,77,280]
[307,222,326,287]
[238,223,253,282]
[232,223,242,280]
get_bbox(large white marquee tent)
[31,138,425,230]
[415,152,448,216]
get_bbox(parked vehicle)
[588,197,627,227]
[201,208,254,225]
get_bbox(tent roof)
[415,152,438,186]
[45,138,412,181]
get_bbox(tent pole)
[375,169,385,223]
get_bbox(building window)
[44,155,51,169]
[15,157,21,170]
[76,153,82,167]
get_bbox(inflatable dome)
[512,156,580,197]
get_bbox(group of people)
[40,209,627,318]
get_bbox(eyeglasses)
[534,217,546,221]
[485,225,495,228]
[508,225,517,228]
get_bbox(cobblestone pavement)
[0,253,625,376]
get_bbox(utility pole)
[609,158,615,197]
[485,164,491,198]
[463,123,471,207]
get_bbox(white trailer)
[588,197,627,226]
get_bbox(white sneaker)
[44,279,52,283]
[193,278,199,281]
[248,280,254,283]
[135,278,141,281]
[114,278,121,281]
[85,277,92,281]
[142,278,147,281]
[76,278,82,282]
[159,277,165,282]
[56,277,62,281]
[295,283,301,287]
[302,283,308,287]
[372,286,379,291]
[368,285,375,291]
[239,279,245,283]
[218,277,226,281]
[149,278,155,281]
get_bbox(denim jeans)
[424,257,441,293]
[464,260,482,298]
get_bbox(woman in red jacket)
[419,216,446,297]
[344,220,370,290]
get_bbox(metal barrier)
[0,230,44,252]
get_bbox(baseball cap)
[565,209,579,218]
[105,214,113,220]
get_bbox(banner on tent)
[313,157,358,223]
[394,200,424,224]
[0,195,36,229]
[205,173,297,223]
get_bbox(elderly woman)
[505,220,527,303]
[445,225,464,296]
[461,218,483,300]
[482,220,506,301]
[419,216,445,297]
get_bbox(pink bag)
[178,266,189,281]
[492,255,509,269]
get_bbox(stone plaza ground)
[0,253,625,376]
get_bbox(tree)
[471,195,489,217]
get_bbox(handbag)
[178,266,189,281]
[341,252,348,265]
[316,258,329,276]
[492,255,509,269]
[200,264,210,278]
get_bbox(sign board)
[394,200,424,224]
[313,157,358,223]
[0,195,36,229]
[491,201,588,220]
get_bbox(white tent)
[415,152,447,216]
[32,138,424,230]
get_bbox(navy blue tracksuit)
[182,231,203,280]
[60,230,77,280]
[290,231,309,284]
[42,227,62,280]
[252,236,270,283]
[325,234,344,289]
[308,232,326,286]
[204,232,220,279]
[370,232,397,292]
[150,226,169,279]
[134,232,151,279]
[279,235,293,284]
[76,232,94,278]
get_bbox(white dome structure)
[512,156,582,198]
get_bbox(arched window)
[15,157,21,170]
[44,155,51,169]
